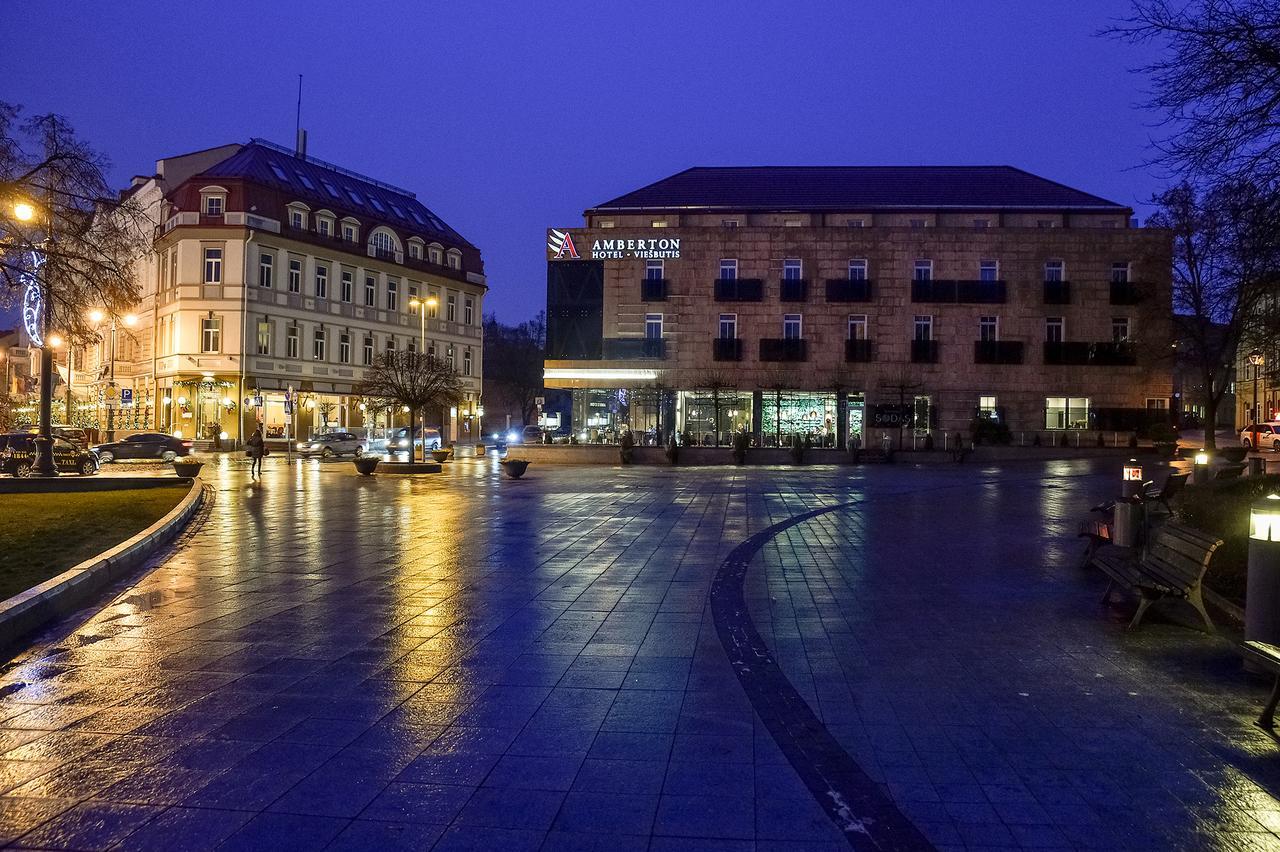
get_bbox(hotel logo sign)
[548,229,680,260]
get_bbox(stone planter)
[353,456,380,476]
[430,449,452,463]
[172,460,204,478]
[501,459,530,479]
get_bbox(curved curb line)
[0,476,206,651]
[710,502,934,851]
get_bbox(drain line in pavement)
[710,501,934,851]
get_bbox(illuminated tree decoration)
[21,250,45,347]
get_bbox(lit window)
[313,327,326,361]
[978,396,998,416]
[645,313,663,339]
[848,315,868,340]
[598,219,616,229]
[256,320,270,355]
[201,316,222,353]
[651,220,668,228]
[784,219,803,227]
[446,345,454,369]
[1046,397,1090,430]
[203,247,222,284]
[783,314,802,340]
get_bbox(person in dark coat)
[247,426,265,478]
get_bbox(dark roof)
[196,139,474,247]
[586,166,1129,215]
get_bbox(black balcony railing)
[713,337,743,361]
[780,279,808,302]
[825,279,873,302]
[641,278,668,301]
[1043,280,1071,304]
[603,338,666,360]
[1110,281,1144,305]
[760,338,807,362]
[1043,340,1137,366]
[911,339,940,363]
[845,338,874,362]
[911,279,1007,303]
[714,278,764,301]
[973,340,1025,364]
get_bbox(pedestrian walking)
[247,426,266,478]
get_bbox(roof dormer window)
[407,238,423,260]
[428,244,443,265]
[199,186,228,218]
[446,249,462,270]
[286,202,310,231]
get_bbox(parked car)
[377,426,442,454]
[93,432,192,464]
[25,425,91,446]
[297,432,364,458]
[0,433,99,476]
[521,425,543,444]
[1240,423,1280,451]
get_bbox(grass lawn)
[0,486,189,602]
[1175,474,1280,604]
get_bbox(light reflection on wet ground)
[0,454,1275,849]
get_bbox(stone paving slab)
[0,455,1273,850]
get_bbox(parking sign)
[120,388,134,407]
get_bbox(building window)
[973,218,989,229]
[258,252,273,288]
[784,219,803,228]
[317,217,331,237]
[386,279,399,312]
[646,260,664,280]
[427,343,436,359]
[288,259,302,293]
[1037,219,1056,229]
[386,337,396,353]
[1147,398,1168,411]
[287,325,299,358]
[343,224,356,243]
[447,294,457,322]
[201,316,221,353]
[721,219,739,229]
[407,338,417,355]
[339,332,351,364]
[913,260,932,281]
[429,245,442,265]
[848,259,868,281]
[909,218,927,229]
[340,270,353,303]
[463,347,473,376]
[204,195,224,216]
[979,260,999,282]
[446,250,462,270]
[1046,317,1064,343]
[1044,260,1064,282]
[314,263,328,299]
[914,315,933,341]
[362,335,374,365]
[464,297,474,325]
[645,313,663,339]
[651,220,668,228]
[1112,317,1131,342]
[846,219,865,228]
[202,247,222,284]
[364,275,376,307]
[598,220,616,229]
[978,395,998,416]
[409,242,421,259]
[979,315,999,342]
[256,320,271,355]
[719,258,738,280]
[848,314,868,340]
[290,209,304,229]
[718,313,737,340]
[313,327,326,361]
[1111,262,1131,283]
[427,292,439,318]
[783,258,803,280]
[1046,397,1091,430]
[370,229,395,258]
[446,344,454,369]
[783,314,802,340]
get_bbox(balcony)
[911,339,940,363]
[759,338,807,362]
[603,338,666,360]
[845,338,874,363]
[779,279,808,302]
[1110,281,1144,304]
[713,337,743,361]
[1043,280,1071,304]
[1043,341,1137,366]
[641,278,668,301]
[825,279,873,302]
[714,278,764,302]
[911,279,1007,304]
[973,340,1025,365]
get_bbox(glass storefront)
[760,392,837,447]
[676,391,752,445]
[847,392,865,449]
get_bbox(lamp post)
[13,198,60,476]
[406,295,438,462]
[88,309,137,442]
[1250,350,1265,437]
[1247,495,1280,675]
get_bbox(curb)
[0,476,206,652]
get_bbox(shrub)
[1175,475,1280,604]
[1148,422,1178,444]
[970,416,1012,446]
[731,431,749,465]
[619,431,634,465]
[789,433,805,464]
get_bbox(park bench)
[1143,472,1188,514]
[1240,641,1280,729]
[1077,518,1113,569]
[1091,521,1222,632]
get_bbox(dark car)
[93,432,192,464]
[0,433,99,476]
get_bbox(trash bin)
[1251,456,1266,476]
[1113,501,1143,549]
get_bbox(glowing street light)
[12,201,34,222]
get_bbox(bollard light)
[1122,459,1143,499]
[1247,494,1280,666]
[1194,450,1210,466]
[1251,495,1280,542]
[1193,450,1211,486]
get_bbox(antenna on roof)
[294,74,307,159]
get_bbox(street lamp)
[89,310,138,441]
[1250,350,1265,435]
[406,295,439,462]
[12,201,34,222]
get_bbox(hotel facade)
[545,166,1173,447]
[69,139,486,447]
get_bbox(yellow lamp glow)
[12,201,34,222]
[426,296,438,308]
[124,314,138,327]
[1194,451,1210,465]
[176,396,187,406]
[88,309,105,324]
[1123,460,1143,482]
[401,405,410,412]
[172,429,183,439]
[409,298,420,309]
[47,334,63,348]
[1251,495,1280,542]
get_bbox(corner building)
[545,167,1172,447]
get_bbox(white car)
[1240,423,1280,451]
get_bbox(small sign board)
[254,394,264,407]
[120,388,134,408]
[284,400,294,415]
[103,385,120,410]
[868,404,913,428]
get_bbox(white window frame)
[1111,262,1131,283]
[463,347,473,376]
[646,259,664,280]
[314,263,328,299]
[340,269,353,303]
[288,258,302,293]
[313,327,327,361]
[202,247,223,285]
[848,314,868,340]
[201,316,222,353]
[286,325,300,359]
[1112,317,1131,342]
[645,313,663,339]
[979,315,999,342]
[362,335,374,365]
[914,314,934,341]
[1044,260,1064,282]
[783,313,803,340]
[364,275,376,307]
[913,259,932,281]
[1045,317,1065,343]
[464,297,474,326]
[203,194,224,216]
[447,294,457,322]
[718,313,737,340]
[339,332,351,364]
[258,252,273,288]
[783,258,803,280]
[719,258,738,280]
[979,260,999,282]
[848,259,868,281]
[386,279,399,312]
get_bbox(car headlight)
[507,432,519,442]
[297,442,307,450]
[398,439,409,447]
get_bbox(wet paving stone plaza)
[1,456,1278,850]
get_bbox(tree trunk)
[409,407,417,462]
[1203,396,1219,449]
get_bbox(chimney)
[295,128,307,159]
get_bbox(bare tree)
[1108,1,1280,182]
[482,311,545,426]
[355,352,463,461]
[695,372,737,447]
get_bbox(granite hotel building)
[545,167,1172,447]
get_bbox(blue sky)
[5,0,1166,325]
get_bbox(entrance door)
[846,393,865,449]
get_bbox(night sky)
[6,0,1165,325]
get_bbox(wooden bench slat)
[1087,521,1220,631]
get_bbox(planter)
[172,460,204,478]
[353,456,381,476]
[500,459,530,479]
[430,449,452,463]
[1221,447,1248,463]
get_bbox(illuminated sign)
[547,230,680,260]
[21,251,45,347]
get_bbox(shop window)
[1046,397,1091,429]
